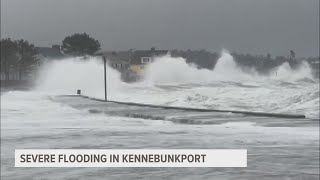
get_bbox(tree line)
[1,32,319,80]
[1,33,101,80]
[1,39,38,80]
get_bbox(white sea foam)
[32,51,319,118]
[143,50,258,84]
[35,57,124,96]
[1,51,318,180]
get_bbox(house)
[35,45,66,64]
[98,51,131,71]
[130,47,169,74]
[96,50,136,82]
[96,48,169,82]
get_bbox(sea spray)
[143,50,259,84]
[143,50,315,84]
[35,57,125,98]
[270,61,314,82]
[32,51,318,118]
[143,55,213,84]
[35,51,315,91]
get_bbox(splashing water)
[35,57,125,96]
[270,61,314,82]
[32,51,319,118]
[2,51,318,180]
[143,50,315,84]
[143,50,258,84]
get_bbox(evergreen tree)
[61,33,101,56]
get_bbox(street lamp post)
[103,56,107,101]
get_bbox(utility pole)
[103,56,107,101]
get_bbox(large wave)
[143,50,256,84]
[270,61,314,82]
[143,50,315,84]
[35,51,315,90]
[35,57,125,96]
[33,51,319,118]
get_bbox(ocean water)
[1,52,319,179]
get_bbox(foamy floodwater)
[1,52,319,179]
[1,91,319,179]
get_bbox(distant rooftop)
[131,48,169,65]
[96,48,169,65]
[36,45,65,60]
[96,50,131,63]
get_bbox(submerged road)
[1,92,319,179]
[53,95,315,127]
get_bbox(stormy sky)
[1,0,319,57]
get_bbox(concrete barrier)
[64,94,306,119]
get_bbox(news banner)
[15,149,247,167]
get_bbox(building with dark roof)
[96,50,131,71]
[96,50,137,82]
[130,48,169,65]
[129,48,169,75]
[96,48,168,81]
[35,45,66,63]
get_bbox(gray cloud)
[1,0,319,57]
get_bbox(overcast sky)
[1,0,319,57]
